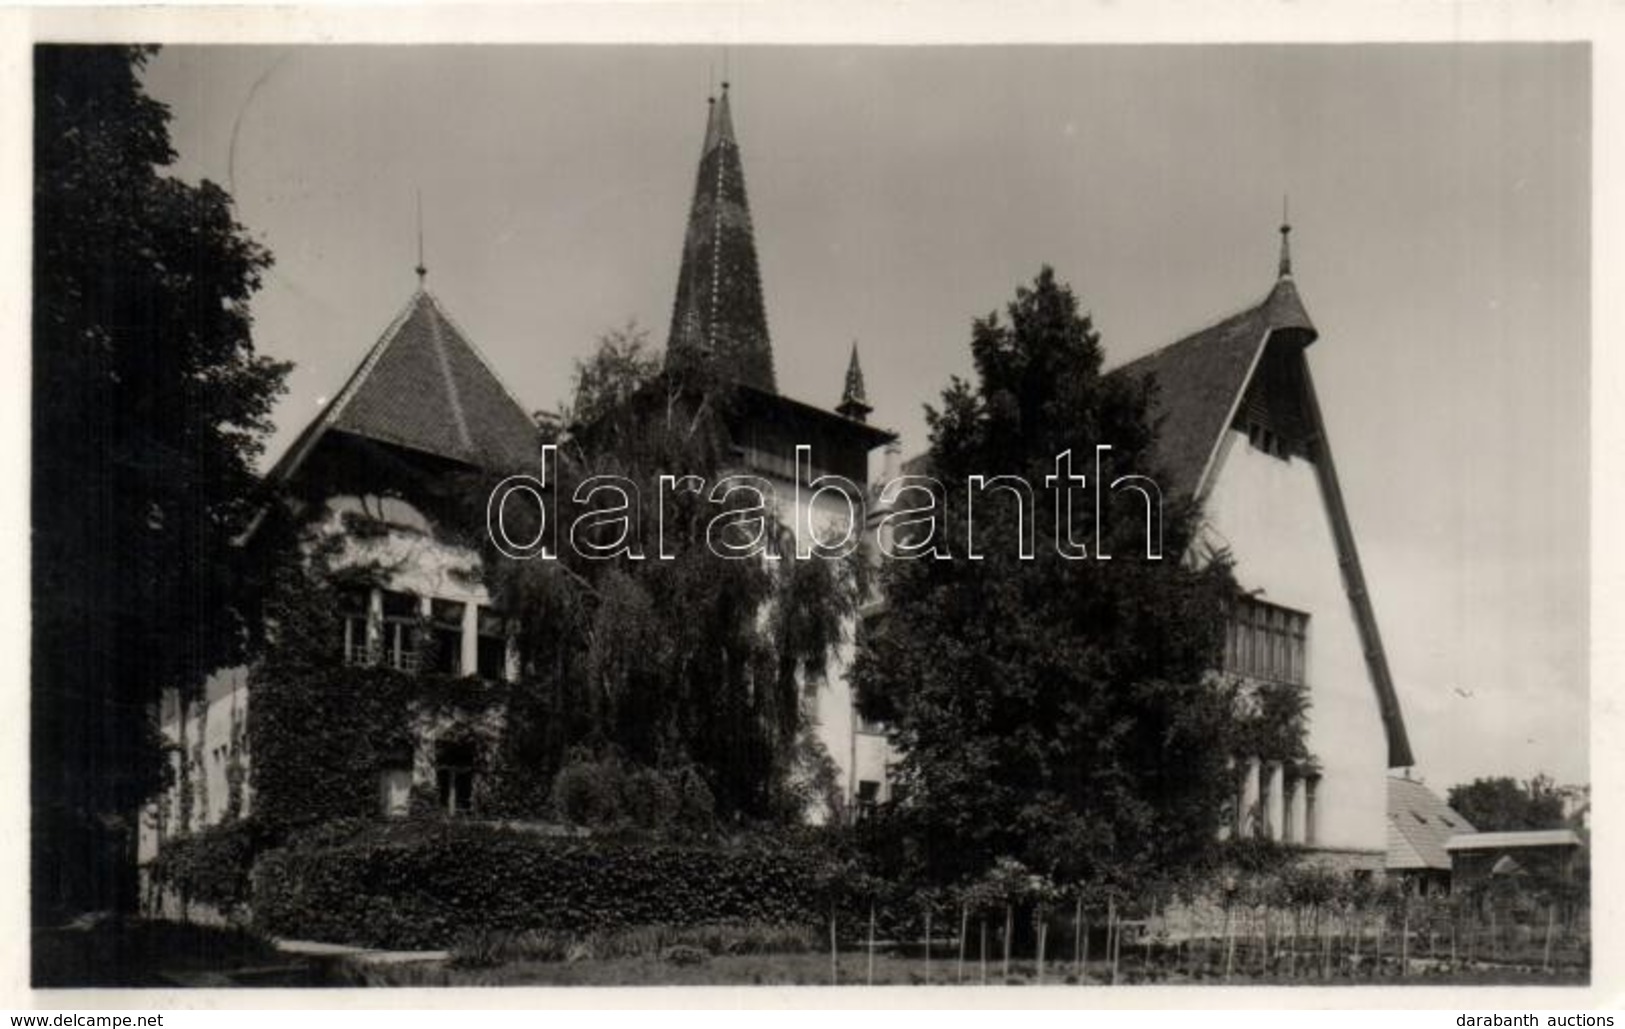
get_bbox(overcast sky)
[141,44,1589,794]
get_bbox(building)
[1386,774,1476,895]
[138,82,1412,874]
[138,83,896,865]
[1445,829,1584,893]
[1105,222,1415,869]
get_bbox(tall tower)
[665,83,777,392]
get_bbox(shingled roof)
[1387,775,1476,871]
[270,289,537,482]
[1111,275,1316,501]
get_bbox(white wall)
[1201,429,1390,855]
[139,664,251,865]
[746,464,891,818]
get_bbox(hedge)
[251,820,855,950]
[148,818,278,913]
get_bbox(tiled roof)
[1110,277,1316,500]
[898,277,1318,496]
[1387,776,1476,871]
[666,85,777,393]
[271,289,537,482]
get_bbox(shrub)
[622,768,679,830]
[149,818,277,913]
[448,928,515,969]
[551,759,628,827]
[442,921,819,966]
[251,819,852,950]
[550,757,715,832]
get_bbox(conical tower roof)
[271,288,537,481]
[837,342,872,422]
[665,83,777,392]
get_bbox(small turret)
[836,341,872,423]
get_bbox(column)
[1304,775,1321,846]
[1240,757,1261,838]
[1263,761,1285,841]
[1282,771,1299,843]
[461,600,479,678]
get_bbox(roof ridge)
[1108,290,1273,376]
[267,289,427,483]
[423,295,476,454]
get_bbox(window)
[1246,422,1290,460]
[476,608,509,681]
[1224,597,1308,684]
[381,591,420,672]
[856,710,887,735]
[340,586,373,665]
[802,670,825,699]
[855,779,881,821]
[429,599,465,676]
[435,740,476,814]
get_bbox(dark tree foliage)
[1447,774,1567,833]
[476,332,863,825]
[852,267,1239,886]
[32,45,288,917]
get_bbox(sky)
[141,44,1590,794]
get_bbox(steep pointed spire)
[665,81,777,392]
[837,341,872,422]
[1277,195,1293,280]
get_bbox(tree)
[851,266,1239,886]
[559,320,662,429]
[1447,774,1566,832]
[32,46,288,917]
[478,331,863,824]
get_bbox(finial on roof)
[1277,194,1292,280]
[837,340,872,423]
[415,189,428,287]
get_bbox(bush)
[551,759,628,827]
[251,820,850,950]
[448,928,515,969]
[550,757,715,832]
[446,921,820,966]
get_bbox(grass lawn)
[32,919,1588,989]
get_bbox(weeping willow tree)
[479,326,863,825]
